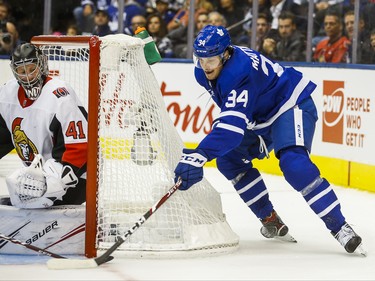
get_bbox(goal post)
[31,34,239,258]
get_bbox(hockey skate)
[332,222,367,256]
[260,210,297,243]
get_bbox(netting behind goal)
[31,34,239,258]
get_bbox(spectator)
[236,12,272,51]
[168,9,209,58]
[242,0,271,34]
[217,0,244,42]
[268,0,305,37]
[195,11,209,32]
[128,14,147,35]
[312,0,345,38]
[0,20,20,56]
[262,11,305,61]
[198,0,215,15]
[92,8,113,36]
[0,0,12,22]
[167,0,213,33]
[208,11,227,27]
[154,0,176,25]
[339,0,369,16]
[167,1,213,58]
[6,0,43,42]
[167,25,188,58]
[167,0,190,32]
[170,0,185,11]
[97,0,112,10]
[313,11,349,63]
[344,10,371,64]
[73,0,96,35]
[106,0,146,34]
[147,13,174,58]
[254,13,272,52]
[361,1,375,32]
[64,24,82,57]
[367,29,375,63]
[66,24,81,36]
[124,0,147,33]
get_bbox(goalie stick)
[0,233,66,258]
[47,177,183,269]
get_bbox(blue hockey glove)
[174,149,208,190]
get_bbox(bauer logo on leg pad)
[0,205,85,255]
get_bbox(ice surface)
[0,168,374,280]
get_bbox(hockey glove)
[43,158,79,201]
[174,148,208,190]
[6,155,78,209]
[6,154,47,208]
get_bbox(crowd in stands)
[0,0,375,63]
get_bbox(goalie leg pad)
[0,204,85,255]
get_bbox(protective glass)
[193,53,224,69]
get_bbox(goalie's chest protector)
[0,78,85,163]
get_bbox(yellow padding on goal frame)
[99,138,132,160]
[99,137,164,160]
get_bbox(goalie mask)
[11,43,49,100]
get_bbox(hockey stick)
[0,233,66,258]
[47,177,183,269]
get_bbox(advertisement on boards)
[152,64,375,166]
[298,67,374,165]
[0,59,374,165]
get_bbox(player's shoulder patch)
[44,78,74,100]
[52,87,71,98]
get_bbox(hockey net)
[30,34,239,258]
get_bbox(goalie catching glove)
[174,148,208,190]
[6,154,79,209]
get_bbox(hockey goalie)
[0,43,87,255]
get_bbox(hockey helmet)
[193,25,231,58]
[11,43,49,100]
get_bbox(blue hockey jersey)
[195,46,317,161]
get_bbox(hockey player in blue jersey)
[174,25,366,255]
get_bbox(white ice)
[0,168,374,280]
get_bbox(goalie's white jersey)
[0,77,88,170]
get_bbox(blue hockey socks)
[279,147,345,232]
[231,168,274,219]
